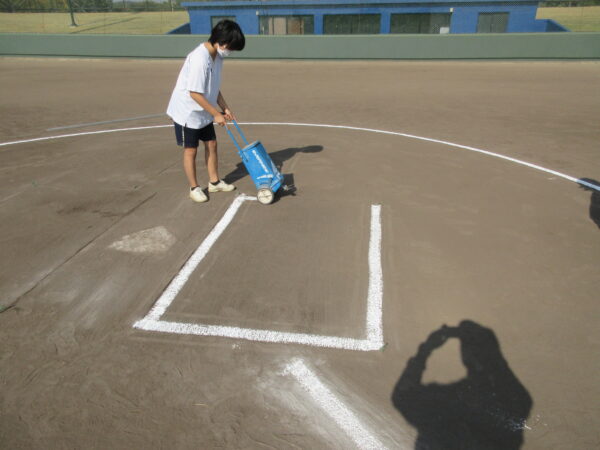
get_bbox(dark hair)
[209,19,245,51]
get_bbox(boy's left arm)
[217,92,235,121]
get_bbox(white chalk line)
[367,205,383,345]
[284,358,387,449]
[0,125,170,147]
[134,197,385,351]
[141,193,255,322]
[47,114,165,131]
[2,122,598,193]
[135,319,382,351]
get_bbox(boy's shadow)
[392,320,533,450]
[222,145,324,197]
[578,178,600,229]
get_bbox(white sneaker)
[189,186,208,203]
[208,180,236,193]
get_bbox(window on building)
[259,15,314,35]
[211,16,236,29]
[323,14,381,34]
[390,13,451,34]
[477,12,509,33]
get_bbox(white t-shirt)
[166,44,223,129]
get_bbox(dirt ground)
[0,57,599,449]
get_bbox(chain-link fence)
[0,0,599,35]
[0,0,187,34]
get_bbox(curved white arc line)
[1,122,597,193]
[0,125,172,147]
[239,122,600,192]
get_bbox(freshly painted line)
[140,194,256,322]
[366,205,383,345]
[0,125,170,147]
[134,198,385,351]
[134,319,382,351]
[284,358,387,450]
[1,121,597,193]
[240,122,600,192]
[47,114,165,131]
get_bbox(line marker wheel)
[257,187,275,205]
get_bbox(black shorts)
[174,122,216,148]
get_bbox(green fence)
[1,32,599,59]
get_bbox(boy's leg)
[183,146,200,187]
[175,122,207,202]
[205,139,235,192]
[184,146,208,202]
[204,139,219,184]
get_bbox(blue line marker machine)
[226,120,287,205]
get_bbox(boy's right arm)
[189,91,226,127]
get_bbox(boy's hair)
[209,20,245,51]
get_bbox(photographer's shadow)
[222,145,324,197]
[392,320,533,450]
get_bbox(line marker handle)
[225,118,249,153]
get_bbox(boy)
[167,20,245,203]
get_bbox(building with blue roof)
[174,0,568,35]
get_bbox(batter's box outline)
[134,194,384,351]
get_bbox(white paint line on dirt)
[47,114,165,131]
[1,122,596,193]
[134,319,382,351]
[284,358,387,450]
[133,196,385,351]
[367,205,384,346]
[0,125,171,147]
[241,122,600,193]
[138,194,255,322]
